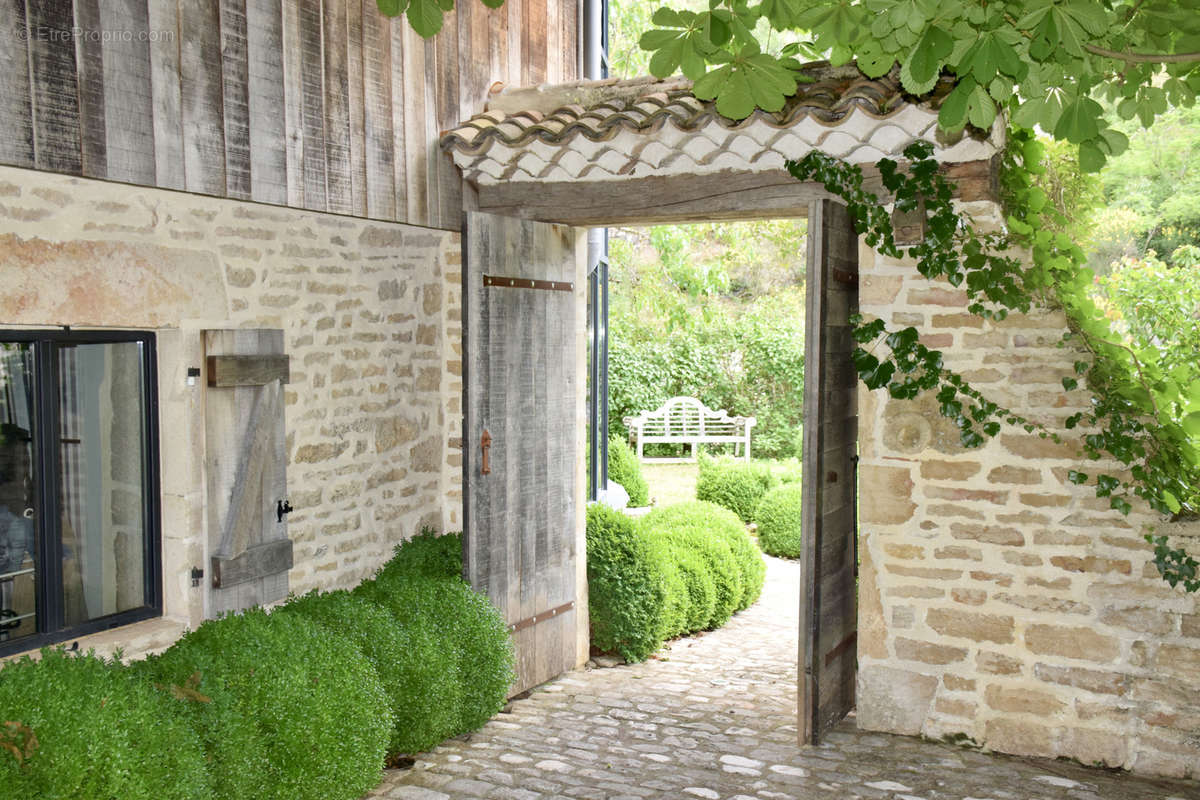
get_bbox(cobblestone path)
[372,556,1197,800]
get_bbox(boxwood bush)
[695,457,778,522]
[279,588,454,756]
[659,536,716,633]
[375,527,463,581]
[356,571,514,738]
[755,484,805,558]
[641,501,765,611]
[135,608,390,800]
[585,503,669,661]
[658,526,742,629]
[0,648,211,800]
[0,527,517,799]
[608,435,650,507]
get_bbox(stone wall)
[0,164,463,658]
[856,200,1200,778]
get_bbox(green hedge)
[585,503,669,662]
[356,572,514,738]
[755,484,804,558]
[0,529,515,800]
[695,457,778,522]
[135,607,391,800]
[608,435,650,506]
[278,588,452,756]
[0,648,211,800]
[641,501,765,611]
[374,527,463,581]
[586,500,765,661]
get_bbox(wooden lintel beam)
[470,159,998,228]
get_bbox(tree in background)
[608,222,808,459]
[1095,105,1200,269]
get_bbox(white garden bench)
[623,396,755,463]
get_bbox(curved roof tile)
[442,63,1001,185]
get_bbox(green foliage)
[636,0,1200,170]
[644,535,692,640]
[788,130,1200,590]
[135,608,391,800]
[609,222,806,460]
[278,588,453,756]
[1097,105,1200,265]
[356,571,514,739]
[375,0,501,38]
[355,530,514,745]
[754,484,805,558]
[695,456,778,522]
[640,500,765,610]
[0,648,210,800]
[608,435,650,506]
[375,527,463,581]
[1097,255,1200,386]
[656,525,741,629]
[585,504,669,662]
[660,539,717,632]
[587,501,764,658]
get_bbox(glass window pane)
[0,343,38,645]
[58,342,147,626]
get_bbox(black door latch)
[276,499,294,522]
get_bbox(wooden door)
[464,212,580,695]
[799,200,859,744]
[203,329,293,617]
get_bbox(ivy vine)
[786,133,1200,593]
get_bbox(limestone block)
[857,665,939,736]
[859,464,915,524]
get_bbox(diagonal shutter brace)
[508,601,575,633]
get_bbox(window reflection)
[0,344,37,644]
[58,343,147,626]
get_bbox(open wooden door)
[799,199,859,744]
[463,212,581,695]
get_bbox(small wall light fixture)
[186,367,201,387]
[190,566,204,587]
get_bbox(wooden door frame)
[461,169,863,725]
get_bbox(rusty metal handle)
[480,429,492,475]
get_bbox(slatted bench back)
[623,396,755,462]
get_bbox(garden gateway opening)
[442,68,1003,743]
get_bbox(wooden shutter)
[203,329,293,616]
[799,200,859,744]
[464,212,580,695]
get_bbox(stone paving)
[371,556,1198,800]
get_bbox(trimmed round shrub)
[279,588,455,756]
[664,540,716,633]
[134,608,390,800]
[608,435,650,507]
[755,484,805,558]
[644,534,690,640]
[656,525,741,629]
[357,572,514,737]
[585,503,668,661]
[375,528,463,581]
[695,458,778,522]
[641,501,765,611]
[0,648,210,800]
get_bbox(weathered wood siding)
[0,0,578,230]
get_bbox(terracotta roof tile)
[442,63,1000,185]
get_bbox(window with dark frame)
[0,330,161,655]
